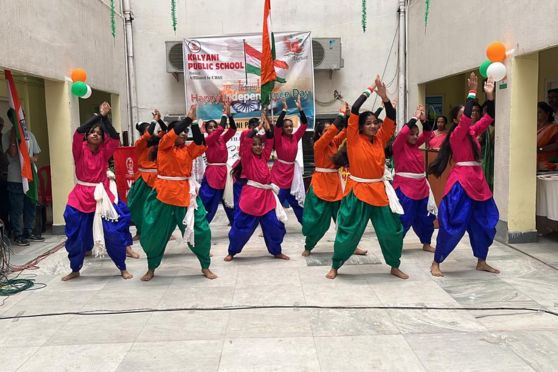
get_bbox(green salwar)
[332,191,403,270]
[140,190,211,270]
[126,177,151,235]
[302,186,340,250]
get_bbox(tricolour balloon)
[486,42,506,62]
[70,68,87,82]
[487,62,507,82]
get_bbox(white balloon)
[81,84,93,99]
[487,62,507,82]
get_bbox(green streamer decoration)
[361,0,367,32]
[110,0,116,38]
[171,0,177,32]
[424,0,430,30]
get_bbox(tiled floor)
[1,210,558,371]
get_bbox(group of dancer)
[61,72,500,282]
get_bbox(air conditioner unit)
[312,38,343,70]
[166,41,184,73]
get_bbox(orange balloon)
[71,68,87,82]
[486,42,506,62]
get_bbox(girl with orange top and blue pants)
[140,106,216,281]
[127,110,167,237]
[199,102,236,224]
[428,73,500,277]
[271,97,308,225]
[392,105,437,252]
[225,114,289,261]
[327,76,408,280]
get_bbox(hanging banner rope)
[110,0,116,38]
[171,0,177,32]
[424,0,430,30]
[361,0,367,32]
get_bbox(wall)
[538,47,558,100]
[130,0,401,125]
[0,0,130,131]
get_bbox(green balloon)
[71,81,88,97]
[479,60,491,78]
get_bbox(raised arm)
[452,72,481,141]
[348,80,376,143]
[469,77,496,137]
[294,95,308,142]
[223,115,237,143]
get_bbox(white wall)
[0,0,129,127]
[130,0,401,122]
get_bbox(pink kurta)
[204,126,236,189]
[444,114,493,201]
[239,135,276,216]
[270,121,307,189]
[429,132,447,149]
[238,129,252,180]
[393,124,433,200]
[67,132,119,213]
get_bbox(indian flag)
[5,70,38,202]
[244,41,287,84]
[260,0,276,107]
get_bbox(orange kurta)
[311,125,346,201]
[344,113,395,206]
[537,124,558,170]
[134,131,158,187]
[154,130,207,207]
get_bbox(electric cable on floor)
[0,304,556,321]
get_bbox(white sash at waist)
[394,173,438,216]
[157,175,189,181]
[138,167,157,173]
[207,162,227,166]
[246,180,287,223]
[315,167,338,173]
[277,158,295,165]
[348,175,404,214]
[456,161,481,167]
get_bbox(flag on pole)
[260,0,276,107]
[244,42,287,83]
[5,70,38,202]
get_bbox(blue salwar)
[434,183,499,263]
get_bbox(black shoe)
[27,234,45,242]
[14,238,30,246]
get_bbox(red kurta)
[270,121,307,189]
[204,126,236,189]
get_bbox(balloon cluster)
[479,42,507,82]
[70,68,92,99]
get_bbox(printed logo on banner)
[188,40,202,53]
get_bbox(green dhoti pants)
[302,186,340,250]
[332,191,403,270]
[140,190,212,270]
[127,177,151,235]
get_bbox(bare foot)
[62,272,80,281]
[141,270,155,281]
[126,246,140,259]
[430,262,444,277]
[274,253,290,260]
[224,255,234,262]
[476,260,500,274]
[422,244,435,253]
[132,233,140,241]
[390,267,409,280]
[121,270,133,279]
[302,250,311,257]
[210,252,214,257]
[202,268,218,279]
[325,268,338,279]
[354,247,368,255]
[85,250,92,257]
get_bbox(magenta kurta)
[392,124,433,200]
[238,135,276,216]
[67,131,119,213]
[444,114,493,201]
[204,126,236,189]
[270,120,307,189]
